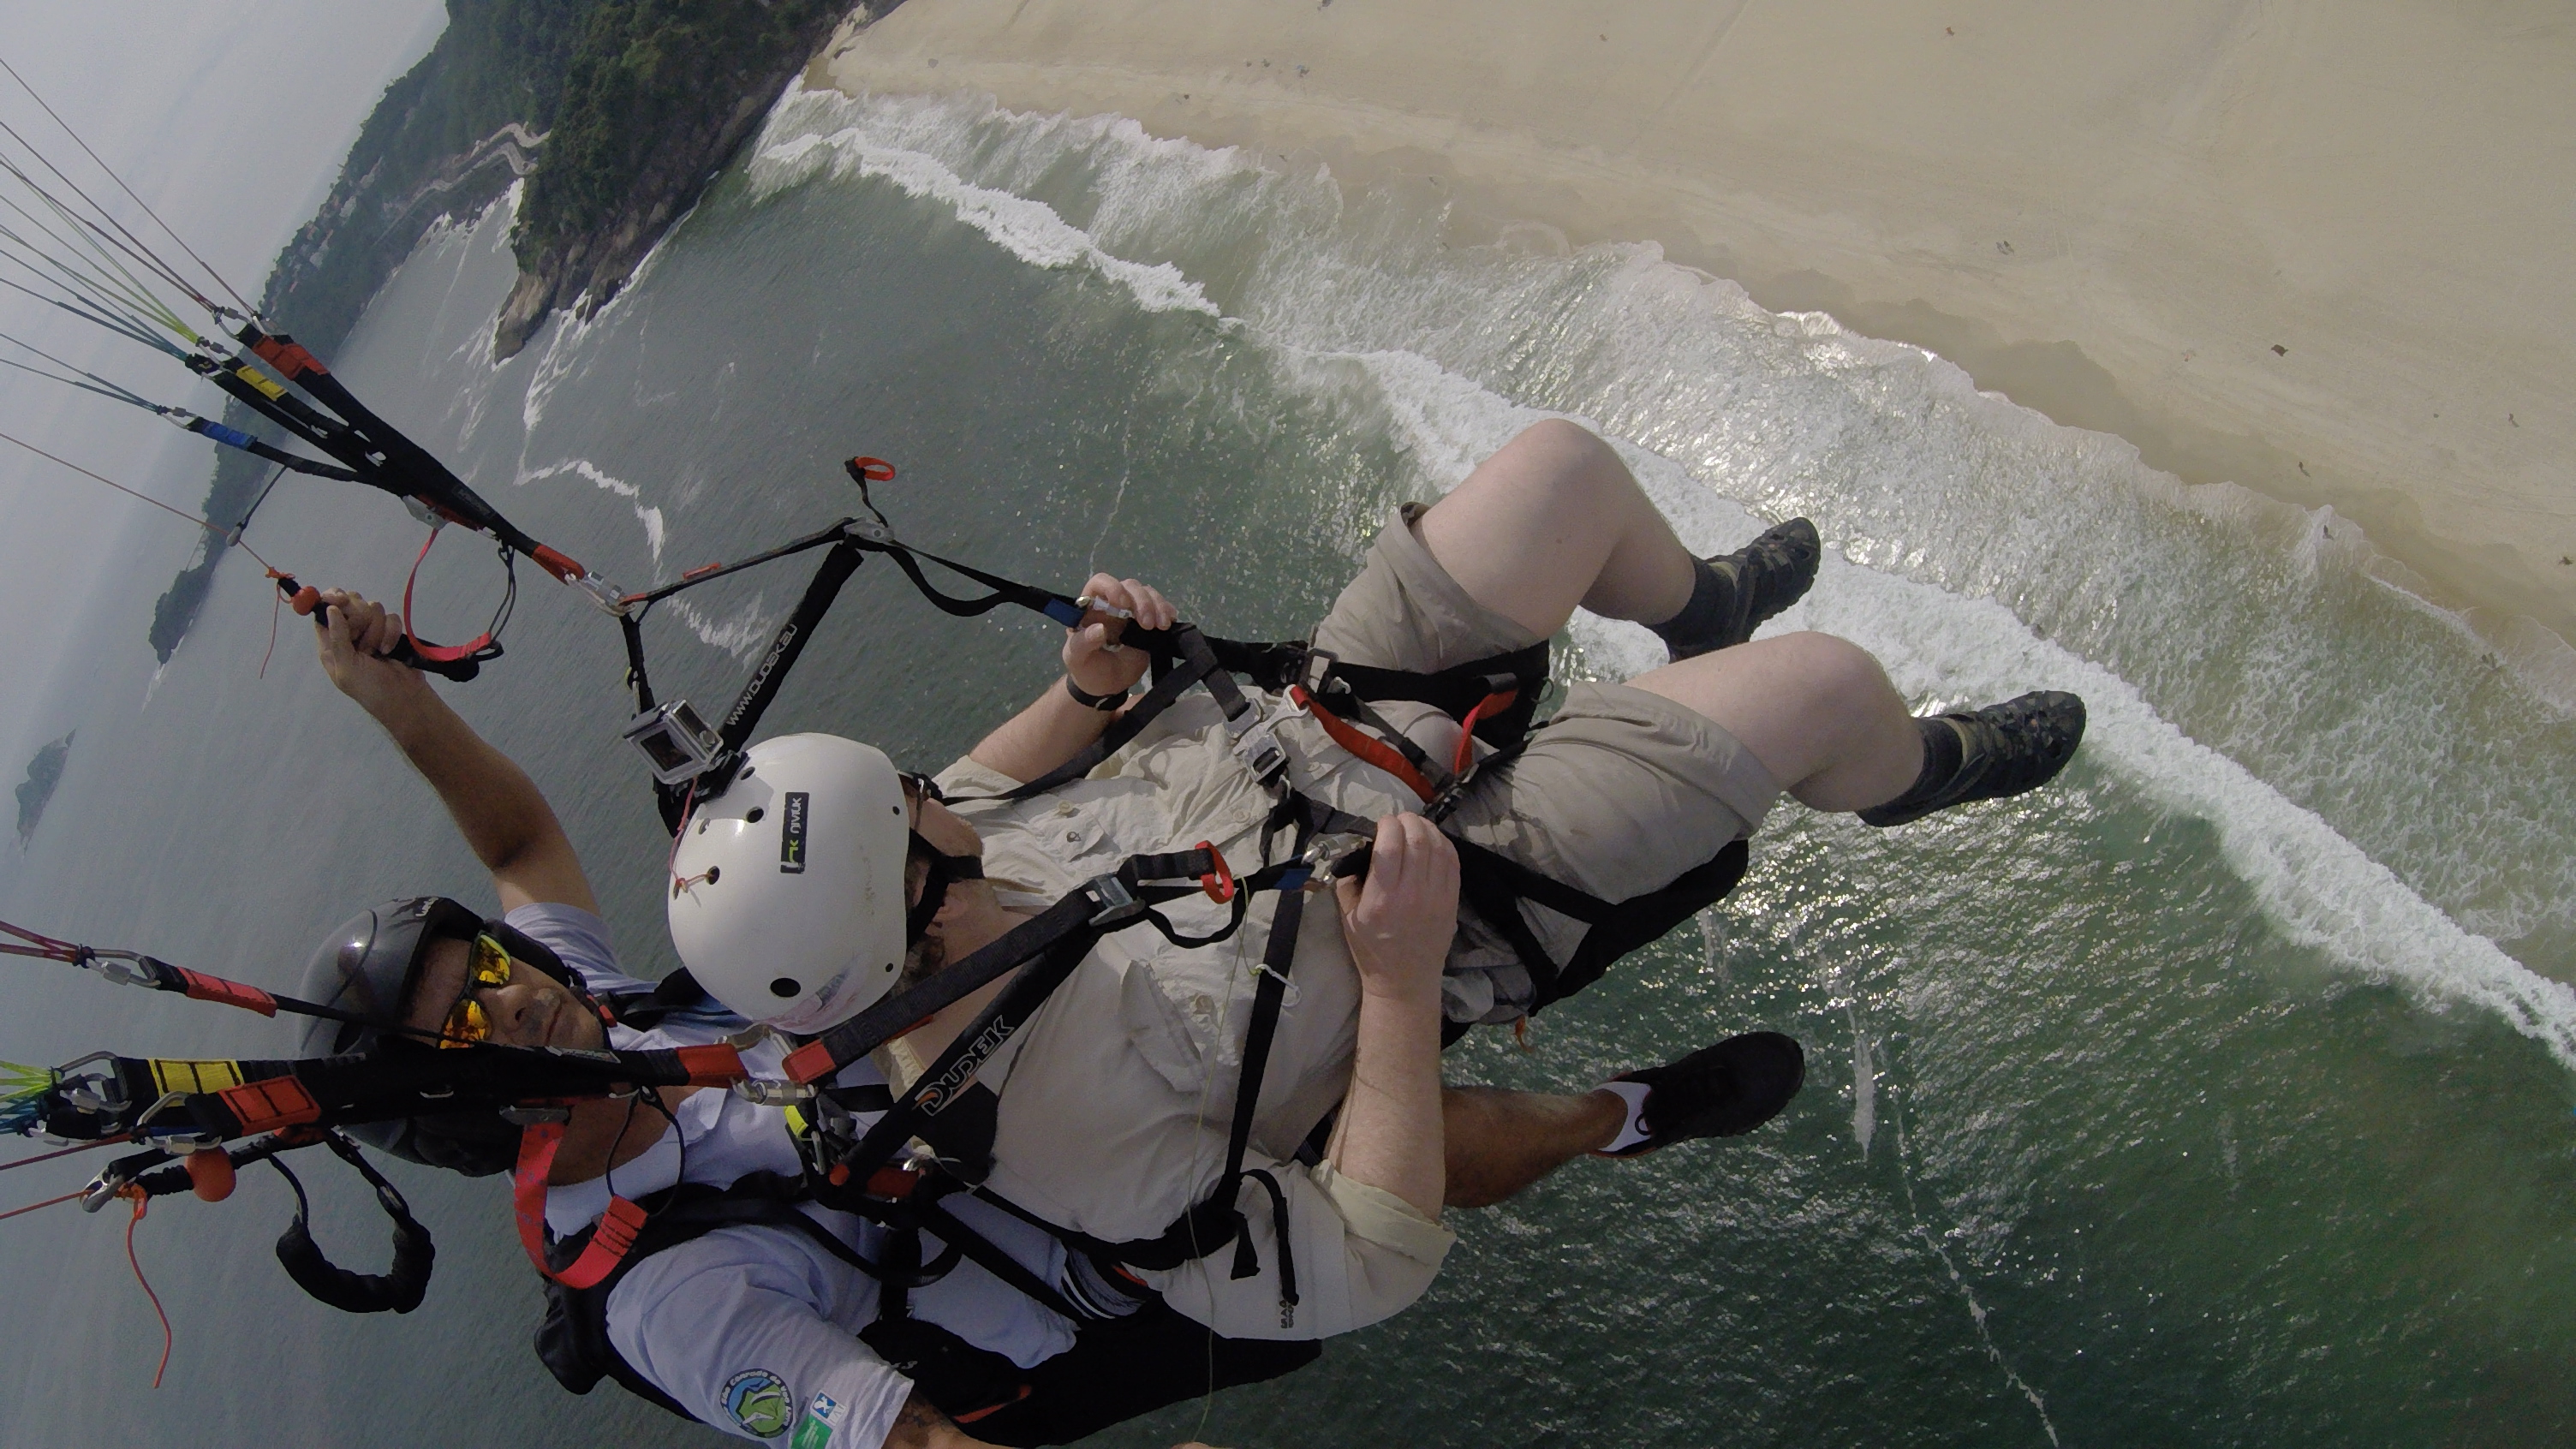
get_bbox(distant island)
[16,731,72,845]
[149,0,866,663]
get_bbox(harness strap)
[910,1182,1087,1322]
[1199,880,1309,1326]
[873,540,1087,628]
[1326,641,1551,746]
[963,860,1314,1314]
[1288,686,1437,803]
[512,1119,649,1290]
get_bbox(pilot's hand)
[1063,572,1175,698]
[313,588,428,715]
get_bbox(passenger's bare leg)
[1441,1084,1622,1209]
[1415,419,1696,637]
[1628,632,1923,813]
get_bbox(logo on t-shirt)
[780,791,809,874]
[723,1368,794,1438]
[790,1390,844,1449]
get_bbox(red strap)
[1451,689,1519,778]
[400,526,497,664]
[1289,686,1436,803]
[176,969,277,1017]
[513,1119,652,1289]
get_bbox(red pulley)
[183,1148,235,1202]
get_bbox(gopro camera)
[623,700,724,785]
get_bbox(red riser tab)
[217,1076,320,1136]
[179,969,279,1017]
[673,1044,747,1086]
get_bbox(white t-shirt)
[510,903,1076,1449]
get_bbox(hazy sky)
[0,2,447,765]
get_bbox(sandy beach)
[820,0,2576,678]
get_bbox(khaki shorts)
[1315,505,1780,1021]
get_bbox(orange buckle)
[1195,841,1235,903]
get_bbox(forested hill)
[15,731,70,844]
[149,0,860,664]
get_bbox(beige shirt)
[936,689,1455,1340]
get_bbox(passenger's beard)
[896,932,946,993]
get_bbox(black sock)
[1648,557,1734,659]
[1875,716,1964,814]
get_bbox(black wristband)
[1064,676,1130,713]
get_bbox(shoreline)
[817,0,2576,701]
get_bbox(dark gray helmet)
[294,897,485,1058]
[292,897,530,1178]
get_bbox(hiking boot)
[1594,1031,1806,1158]
[1658,517,1822,660]
[1856,690,2087,828]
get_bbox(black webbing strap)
[791,891,1101,1083]
[911,1180,1087,1322]
[1208,880,1307,1308]
[1000,852,1312,1302]
[831,927,1100,1183]
[1447,832,1615,927]
[1326,640,1551,747]
[789,848,1260,1084]
[871,540,1086,626]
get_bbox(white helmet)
[667,733,910,1035]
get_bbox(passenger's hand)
[1063,572,1175,698]
[313,588,430,716]
[1334,813,1456,1005]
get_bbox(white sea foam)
[661,592,773,659]
[519,300,601,437]
[516,458,665,565]
[1851,1008,1879,1156]
[749,100,1219,319]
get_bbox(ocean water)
[3,80,2573,1446]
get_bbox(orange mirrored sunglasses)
[436,933,515,1048]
